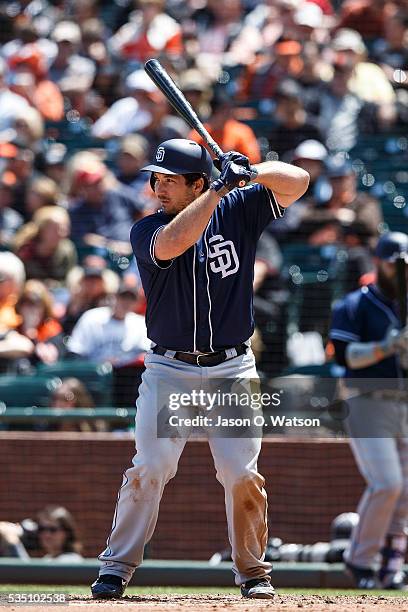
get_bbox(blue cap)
[141,139,213,178]
[374,232,408,262]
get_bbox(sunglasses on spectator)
[38,525,62,533]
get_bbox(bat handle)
[206,139,223,159]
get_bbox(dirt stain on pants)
[231,473,270,581]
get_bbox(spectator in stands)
[49,378,107,432]
[299,158,382,247]
[38,505,83,561]
[329,29,396,126]
[297,40,330,97]
[371,10,408,125]
[292,139,329,203]
[48,21,96,96]
[371,10,408,76]
[42,143,67,186]
[139,93,189,159]
[189,88,261,163]
[12,106,44,151]
[91,64,121,110]
[240,38,304,102]
[24,176,61,218]
[0,252,34,371]
[0,174,23,247]
[62,265,119,336]
[15,279,63,365]
[193,0,262,69]
[115,134,149,191]
[268,140,329,240]
[91,69,161,140]
[108,0,183,63]
[114,134,157,212]
[0,57,30,133]
[68,152,144,252]
[178,69,213,120]
[267,79,324,160]
[325,158,382,242]
[336,0,387,41]
[311,56,378,152]
[80,18,109,69]
[14,206,77,284]
[37,506,82,563]
[70,0,99,26]
[8,43,64,122]
[0,505,83,562]
[0,139,36,220]
[244,0,300,49]
[67,281,149,366]
[293,1,326,44]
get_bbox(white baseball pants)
[98,349,271,585]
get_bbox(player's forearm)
[252,161,309,207]
[155,189,221,260]
[345,341,391,369]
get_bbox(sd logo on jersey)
[208,234,239,278]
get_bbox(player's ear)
[193,177,205,195]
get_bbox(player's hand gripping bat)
[144,59,257,186]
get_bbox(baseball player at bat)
[91,139,309,600]
[330,232,408,590]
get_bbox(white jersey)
[68,307,150,367]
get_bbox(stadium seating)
[36,361,113,407]
[0,375,61,409]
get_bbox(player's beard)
[377,265,398,300]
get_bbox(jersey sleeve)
[130,215,173,270]
[329,296,362,344]
[241,183,286,240]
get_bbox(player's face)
[153,173,203,215]
[376,259,408,299]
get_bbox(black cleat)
[241,577,275,599]
[381,571,408,590]
[91,573,127,599]
[345,561,380,589]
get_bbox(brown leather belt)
[152,343,248,367]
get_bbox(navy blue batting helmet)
[141,139,213,178]
[374,232,408,262]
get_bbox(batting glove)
[380,326,408,357]
[213,151,251,172]
[210,161,255,196]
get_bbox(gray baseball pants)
[343,396,408,568]
[98,349,271,585]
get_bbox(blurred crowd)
[0,0,407,416]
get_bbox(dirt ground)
[3,593,408,612]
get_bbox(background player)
[330,232,408,589]
[90,139,309,600]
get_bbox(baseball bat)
[396,254,407,377]
[144,59,223,159]
[396,255,407,327]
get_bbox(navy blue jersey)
[130,183,284,351]
[330,284,403,378]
